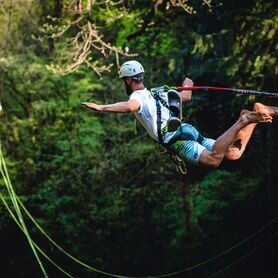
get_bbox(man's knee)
[199,150,223,168]
[225,146,245,160]
[207,156,222,168]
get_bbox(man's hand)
[182,77,193,88]
[179,77,193,102]
[82,102,103,112]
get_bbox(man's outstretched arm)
[82,99,140,113]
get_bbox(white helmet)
[119,60,144,78]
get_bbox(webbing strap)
[150,87,169,146]
[150,87,188,174]
[155,98,164,144]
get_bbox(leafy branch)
[44,0,137,75]
[43,0,213,75]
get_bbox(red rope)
[176,86,278,98]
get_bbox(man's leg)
[224,110,257,160]
[224,103,278,160]
[199,110,272,168]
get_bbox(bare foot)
[254,102,278,117]
[240,109,272,125]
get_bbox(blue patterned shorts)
[166,124,215,165]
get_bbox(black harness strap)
[150,87,169,146]
[150,86,188,175]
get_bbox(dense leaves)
[0,0,277,277]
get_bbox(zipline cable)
[0,144,127,278]
[0,144,75,277]
[13,188,278,278]
[0,143,277,278]
[127,219,278,278]
[0,193,74,278]
[208,233,277,278]
[16,197,127,278]
[0,144,48,278]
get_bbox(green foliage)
[193,170,261,230]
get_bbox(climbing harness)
[150,86,169,144]
[150,86,187,175]
[170,152,187,175]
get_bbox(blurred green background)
[0,1,277,277]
